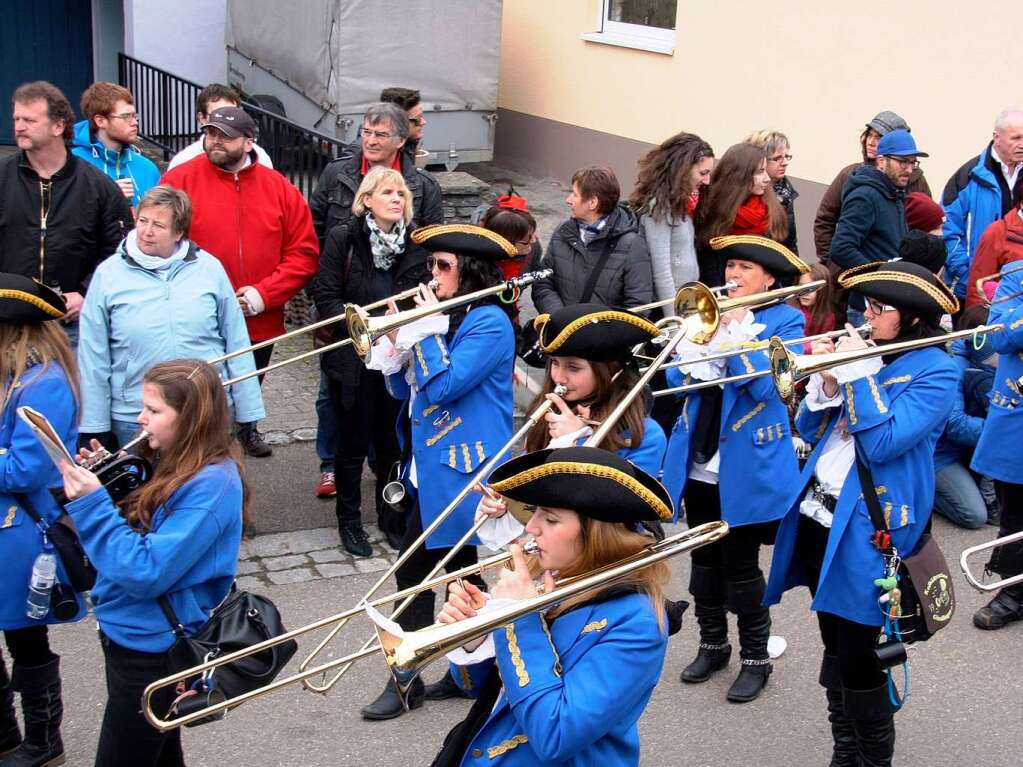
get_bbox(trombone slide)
[960,530,1023,592]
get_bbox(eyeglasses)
[865,299,897,315]
[108,111,139,123]
[768,154,793,163]
[359,127,395,140]
[885,156,920,169]
[408,116,426,127]
[426,255,455,272]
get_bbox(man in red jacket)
[162,107,318,456]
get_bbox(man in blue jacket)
[942,108,1023,300]
[70,82,161,209]
[830,130,928,322]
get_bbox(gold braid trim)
[488,734,529,759]
[581,618,608,634]
[1010,316,1023,331]
[815,411,832,440]
[475,441,486,463]
[731,402,765,432]
[414,342,429,377]
[423,404,440,417]
[539,613,562,676]
[504,624,530,687]
[461,443,472,472]
[540,310,660,354]
[739,353,755,374]
[866,376,888,414]
[0,289,64,319]
[490,461,673,521]
[708,235,810,274]
[881,375,911,387]
[840,269,959,314]
[426,416,463,447]
[2,506,16,529]
[458,664,473,692]
[845,383,857,425]
[410,224,518,257]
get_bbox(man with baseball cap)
[830,130,930,324]
[814,110,932,266]
[161,106,319,457]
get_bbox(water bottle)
[26,537,57,620]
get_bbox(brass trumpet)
[224,269,551,384]
[142,522,728,730]
[960,531,1023,592]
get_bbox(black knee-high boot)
[0,660,20,758]
[820,655,858,767]
[844,683,895,767]
[2,657,64,767]
[360,594,432,721]
[680,565,731,683]
[725,576,772,703]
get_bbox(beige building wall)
[495,1,1020,256]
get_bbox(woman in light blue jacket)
[78,185,264,448]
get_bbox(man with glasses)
[161,106,319,458]
[831,130,929,324]
[71,82,161,208]
[0,81,132,349]
[943,108,1023,302]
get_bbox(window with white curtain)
[581,0,677,54]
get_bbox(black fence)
[118,53,348,198]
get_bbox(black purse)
[854,451,956,647]
[159,588,297,727]
[14,492,96,593]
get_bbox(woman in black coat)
[310,166,430,555]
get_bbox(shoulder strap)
[854,444,888,534]
[578,232,619,304]
[158,595,188,639]
[12,492,45,526]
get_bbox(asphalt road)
[45,449,1021,766]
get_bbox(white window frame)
[580,0,676,55]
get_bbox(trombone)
[223,269,551,384]
[632,281,736,314]
[975,262,1023,306]
[960,531,1023,592]
[141,521,728,730]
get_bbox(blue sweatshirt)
[68,461,243,652]
[70,119,161,207]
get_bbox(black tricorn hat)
[534,303,660,362]
[488,445,674,524]
[0,273,66,323]
[709,235,810,282]
[838,260,958,317]
[411,224,518,261]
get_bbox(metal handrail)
[118,53,349,198]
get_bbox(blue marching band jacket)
[450,591,667,766]
[765,346,958,626]
[0,362,86,630]
[972,263,1023,484]
[386,304,516,549]
[661,302,805,524]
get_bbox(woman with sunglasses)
[310,166,431,556]
[765,261,958,766]
[661,235,809,703]
[360,224,519,720]
[431,445,675,767]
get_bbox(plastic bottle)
[26,537,57,620]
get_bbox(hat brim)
[708,236,809,280]
[0,274,66,323]
[838,262,957,316]
[201,123,246,139]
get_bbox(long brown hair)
[541,517,670,632]
[696,143,787,246]
[0,321,79,415]
[630,132,714,222]
[792,263,836,331]
[121,359,250,531]
[524,359,646,454]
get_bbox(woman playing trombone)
[661,235,809,702]
[431,446,675,767]
[764,261,959,766]
[360,224,518,720]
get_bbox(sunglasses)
[426,255,456,272]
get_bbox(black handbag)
[159,588,297,727]
[14,492,96,593]
[855,451,955,645]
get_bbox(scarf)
[124,229,190,272]
[732,195,770,235]
[366,214,407,271]
[773,178,794,207]
[686,190,700,216]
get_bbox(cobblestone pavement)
[257,331,321,442]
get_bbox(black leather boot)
[0,661,20,759]
[725,576,772,703]
[424,672,471,701]
[339,522,372,558]
[681,565,731,683]
[819,654,859,767]
[844,683,895,767]
[3,658,65,767]
[973,583,1023,630]
[336,459,372,557]
[360,676,425,721]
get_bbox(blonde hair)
[537,517,670,632]
[138,185,192,237]
[352,166,414,224]
[0,322,79,416]
[744,130,790,157]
